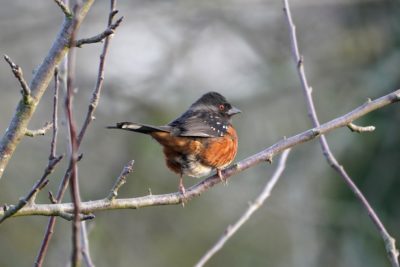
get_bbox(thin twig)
[195,149,291,267]
[0,154,63,224]
[347,122,376,133]
[75,16,123,47]
[2,88,400,218]
[77,0,121,143]
[25,122,53,137]
[66,4,83,267]
[50,67,60,159]
[107,160,135,201]
[35,1,120,266]
[81,221,95,267]
[34,54,69,267]
[4,55,31,102]
[283,1,399,266]
[53,0,72,17]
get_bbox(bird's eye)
[219,104,225,111]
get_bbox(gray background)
[0,0,399,266]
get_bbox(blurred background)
[0,0,399,266]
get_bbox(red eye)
[219,104,225,111]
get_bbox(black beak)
[227,106,241,116]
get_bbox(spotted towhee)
[108,92,241,193]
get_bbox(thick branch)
[1,88,399,218]
[283,1,399,266]
[0,0,95,180]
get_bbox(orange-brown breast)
[200,125,238,169]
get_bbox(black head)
[191,92,241,117]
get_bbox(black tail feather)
[107,122,169,134]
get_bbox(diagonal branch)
[107,160,135,201]
[1,88,399,219]
[0,0,95,180]
[283,1,399,266]
[195,149,291,267]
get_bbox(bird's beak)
[227,106,241,116]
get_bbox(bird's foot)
[178,179,187,207]
[217,169,228,185]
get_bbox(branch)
[0,155,63,224]
[0,67,64,224]
[1,88,399,218]
[195,149,291,267]
[81,221,95,267]
[4,55,31,103]
[25,122,53,137]
[50,67,60,159]
[347,122,376,133]
[75,15,123,47]
[65,4,83,267]
[0,0,95,180]
[35,1,120,266]
[283,1,399,266]
[53,0,72,18]
[77,0,121,143]
[107,160,135,201]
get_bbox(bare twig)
[77,0,121,143]
[25,122,53,137]
[2,88,400,218]
[0,155,63,224]
[347,122,376,133]
[195,149,291,267]
[53,0,72,17]
[4,55,31,102]
[35,1,120,266]
[107,160,135,201]
[0,0,95,180]
[35,55,69,267]
[0,67,64,225]
[283,1,399,266]
[50,68,60,159]
[66,4,83,267]
[75,16,123,47]
[81,221,95,267]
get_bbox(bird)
[107,91,241,194]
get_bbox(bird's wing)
[168,111,222,138]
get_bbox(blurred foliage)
[0,0,399,266]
